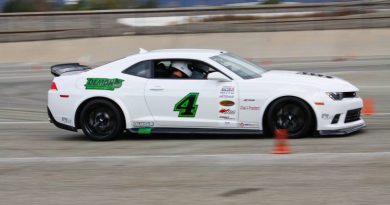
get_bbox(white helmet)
[171,61,192,77]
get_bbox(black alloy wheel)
[80,99,124,141]
[266,97,314,138]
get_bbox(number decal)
[174,93,199,117]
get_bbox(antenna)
[139,48,148,54]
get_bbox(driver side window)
[152,59,216,80]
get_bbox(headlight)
[327,92,344,100]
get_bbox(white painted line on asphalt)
[0,63,35,68]
[0,69,47,73]
[324,70,390,75]
[0,121,49,124]
[369,113,390,116]
[0,75,51,80]
[358,85,390,88]
[0,152,390,163]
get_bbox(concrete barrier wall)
[1,29,389,64]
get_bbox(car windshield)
[210,53,265,79]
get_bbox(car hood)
[259,70,359,92]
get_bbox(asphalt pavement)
[0,58,389,205]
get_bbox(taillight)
[51,82,58,90]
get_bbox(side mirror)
[207,72,231,82]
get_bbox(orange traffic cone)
[362,97,375,116]
[272,129,291,154]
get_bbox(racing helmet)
[171,61,192,77]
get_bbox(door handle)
[149,86,164,91]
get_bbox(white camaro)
[48,49,365,141]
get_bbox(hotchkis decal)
[174,92,199,117]
[219,108,236,115]
[220,100,235,107]
[240,106,260,111]
[132,122,154,128]
[85,78,124,90]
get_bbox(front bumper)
[315,95,366,134]
[319,122,366,135]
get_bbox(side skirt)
[128,127,263,135]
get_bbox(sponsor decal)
[219,108,236,115]
[132,122,154,128]
[219,116,236,120]
[220,100,235,107]
[224,121,233,126]
[174,92,199,118]
[85,78,124,90]
[61,117,71,124]
[239,122,258,128]
[243,99,255,102]
[219,94,234,99]
[220,86,235,95]
[240,106,260,111]
[321,114,333,120]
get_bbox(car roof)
[91,48,228,74]
[138,48,227,59]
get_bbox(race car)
[48,49,365,141]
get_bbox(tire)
[79,99,124,141]
[265,97,314,138]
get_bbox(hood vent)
[297,72,333,79]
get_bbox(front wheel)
[80,99,124,141]
[265,97,315,138]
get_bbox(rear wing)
[50,63,91,77]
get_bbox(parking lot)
[0,57,389,204]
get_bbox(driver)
[170,61,192,78]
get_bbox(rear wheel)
[80,99,124,141]
[265,97,314,138]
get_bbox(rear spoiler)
[50,63,91,77]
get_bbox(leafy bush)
[262,0,281,4]
[3,0,50,12]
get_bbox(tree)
[3,0,51,12]
[137,0,158,8]
[262,0,280,4]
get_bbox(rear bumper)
[47,107,77,132]
[319,122,366,135]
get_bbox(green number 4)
[174,93,199,117]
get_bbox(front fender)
[258,90,323,130]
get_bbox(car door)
[144,60,239,129]
[120,60,155,127]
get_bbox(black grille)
[345,108,361,123]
